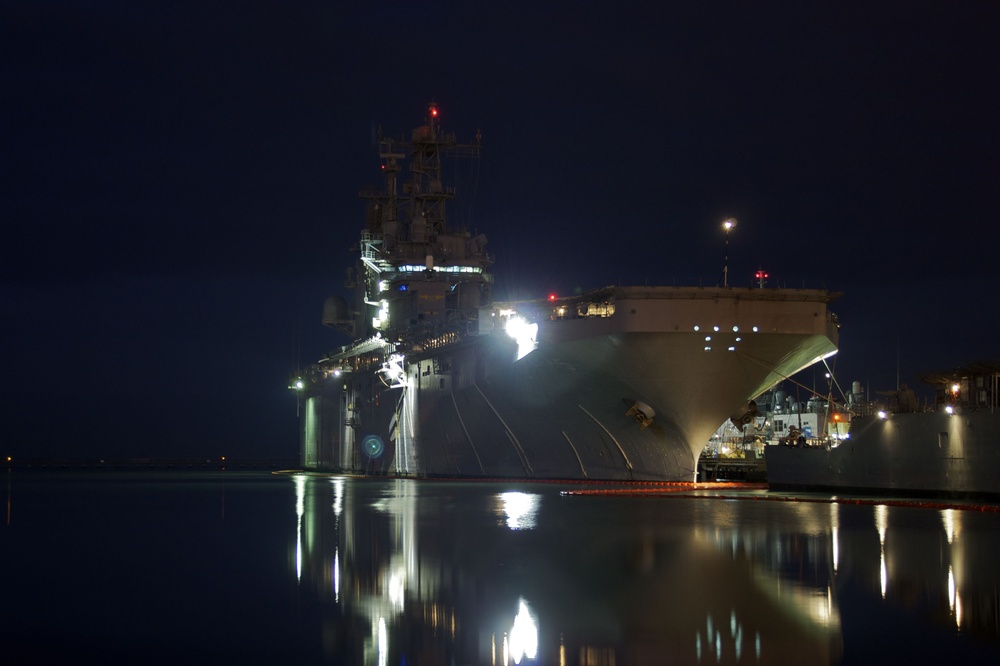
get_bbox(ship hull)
[764,411,1000,499]
[301,287,839,481]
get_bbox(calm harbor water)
[3,470,999,665]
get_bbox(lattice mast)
[353,103,488,342]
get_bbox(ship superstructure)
[347,101,488,346]
[292,104,841,481]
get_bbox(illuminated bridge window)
[397,265,483,273]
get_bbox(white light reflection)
[829,502,840,573]
[332,476,344,516]
[499,491,540,530]
[388,569,405,610]
[333,549,340,603]
[509,598,538,664]
[948,565,964,629]
[793,588,837,628]
[875,504,888,598]
[730,609,743,660]
[948,566,956,613]
[294,474,306,583]
[942,509,964,629]
[941,508,960,544]
[378,616,387,666]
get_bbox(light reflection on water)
[498,491,541,530]
[3,471,1000,664]
[289,476,1000,664]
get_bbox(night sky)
[3,1,998,461]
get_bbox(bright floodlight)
[723,218,737,231]
[504,315,538,360]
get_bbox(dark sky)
[3,1,998,460]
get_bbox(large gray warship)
[291,103,841,481]
[765,362,1000,498]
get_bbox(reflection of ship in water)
[290,103,840,483]
[761,498,1000,654]
[289,475,853,664]
[766,362,1000,498]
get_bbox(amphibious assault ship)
[291,104,841,481]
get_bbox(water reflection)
[498,491,541,530]
[509,597,538,664]
[289,476,1000,664]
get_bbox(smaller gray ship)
[765,361,1000,499]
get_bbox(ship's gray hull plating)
[765,411,1000,498]
[303,298,839,481]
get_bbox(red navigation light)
[755,270,769,279]
[548,293,557,302]
[429,104,439,118]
